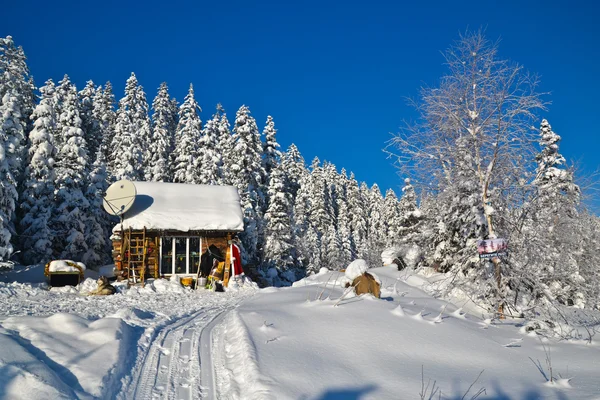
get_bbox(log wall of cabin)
[111,230,236,278]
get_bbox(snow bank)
[2,313,135,398]
[117,182,244,232]
[47,260,86,273]
[214,310,274,399]
[0,328,75,399]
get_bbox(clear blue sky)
[3,0,599,208]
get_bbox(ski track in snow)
[119,305,240,400]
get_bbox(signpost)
[477,238,508,319]
[477,238,508,259]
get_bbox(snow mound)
[226,274,259,291]
[381,245,422,269]
[0,328,75,399]
[2,313,135,398]
[345,259,369,280]
[47,260,86,273]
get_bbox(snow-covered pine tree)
[0,35,35,263]
[262,115,281,190]
[197,106,223,185]
[397,178,424,245]
[79,80,102,161]
[83,150,110,267]
[19,80,58,264]
[292,169,320,275]
[216,104,233,184]
[336,169,354,267]
[168,97,179,153]
[427,135,487,274]
[0,59,30,262]
[522,119,582,305]
[94,82,116,165]
[172,84,201,184]
[347,172,367,259]
[0,35,35,185]
[148,82,177,182]
[110,73,150,181]
[365,183,386,266]
[281,143,305,203]
[320,162,343,270]
[383,188,401,247]
[52,82,90,261]
[229,105,266,264]
[262,163,295,284]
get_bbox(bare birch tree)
[387,31,545,313]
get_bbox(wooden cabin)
[111,182,244,286]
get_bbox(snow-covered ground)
[215,267,600,399]
[1,264,599,399]
[0,265,256,399]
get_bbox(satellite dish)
[103,180,137,217]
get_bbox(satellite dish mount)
[103,180,137,223]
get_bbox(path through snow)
[119,306,235,400]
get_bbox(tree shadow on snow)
[310,384,377,400]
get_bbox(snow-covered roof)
[116,182,244,232]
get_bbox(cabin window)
[160,237,173,275]
[190,237,201,274]
[160,236,202,275]
[175,237,187,273]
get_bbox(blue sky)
[3,0,599,208]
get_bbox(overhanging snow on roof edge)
[113,182,244,233]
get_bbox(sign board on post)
[477,238,508,259]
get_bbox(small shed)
[111,182,244,286]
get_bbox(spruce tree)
[263,163,295,282]
[365,183,386,266]
[216,105,233,184]
[52,82,90,261]
[197,106,223,185]
[110,73,149,181]
[336,169,354,267]
[79,80,102,160]
[149,82,176,182]
[19,80,57,264]
[0,35,35,185]
[527,119,582,304]
[94,82,116,164]
[281,143,305,202]
[347,173,367,259]
[171,84,201,183]
[83,150,110,267]
[397,178,423,244]
[383,188,401,246]
[262,115,281,187]
[229,105,266,263]
[0,92,20,262]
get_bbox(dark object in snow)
[346,273,381,298]
[200,245,225,277]
[395,257,407,271]
[49,273,81,288]
[213,281,225,292]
